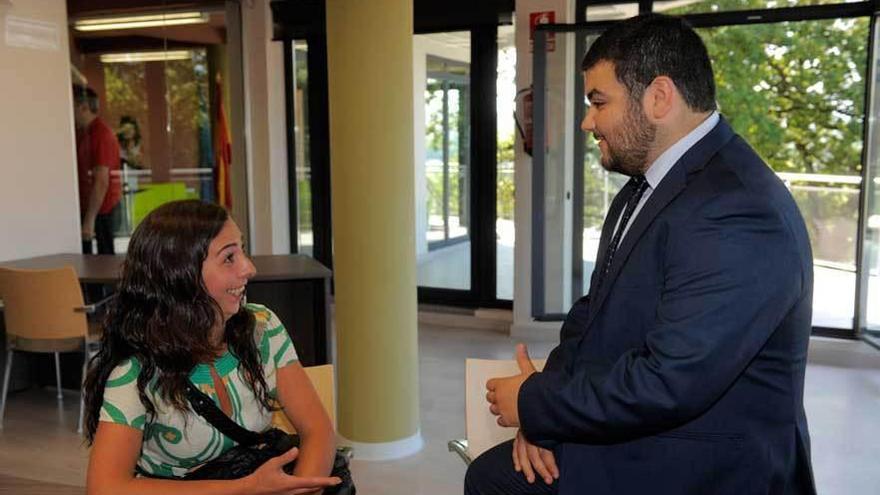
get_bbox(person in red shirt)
[73,85,122,254]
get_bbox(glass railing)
[778,172,861,269]
[425,159,469,246]
[779,172,861,329]
[576,169,867,329]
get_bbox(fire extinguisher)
[514,86,534,156]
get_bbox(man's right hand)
[512,429,559,485]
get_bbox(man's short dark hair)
[72,84,100,113]
[581,13,717,112]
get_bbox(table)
[0,253,332,389]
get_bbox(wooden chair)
[448,358,546,464]
[271,364,352,458]
[272,364,338,431]
[0,266,107,433]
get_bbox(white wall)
[0,0,80,262]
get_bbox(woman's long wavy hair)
[83,200,274,443]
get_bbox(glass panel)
[166,50,213,205]
[581,164,627,297]
[416,32,472,290]
[497,24,516,300]
[863,19,880,336]
[74,8,231,254]
[657,0,864,16]
[580,31,628,296]
[101,48,213,252]
[103,61,149,241]
[291,41,313,257]
[535,31,577,315]
[696,18,868,328]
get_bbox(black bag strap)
[185,381,264,446]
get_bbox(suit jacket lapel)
[583,117,736,331]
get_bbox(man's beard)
[597,101,656,177]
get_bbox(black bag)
[138,382,355,494]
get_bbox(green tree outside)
[581,3,868,264]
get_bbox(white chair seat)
[449,358,546,464]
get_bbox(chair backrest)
[465,358,546,460]
[0,266,88,344]
[304,364,337,426]
[272,364,337,434]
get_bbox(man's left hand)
[81,224,95,241]
[486,343,537,427]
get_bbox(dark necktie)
[594,175,649,292]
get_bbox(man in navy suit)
[466,13,816,495]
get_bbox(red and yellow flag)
[213,74,232,209]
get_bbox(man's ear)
[644,76,676,120]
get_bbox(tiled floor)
[0,325,878,494]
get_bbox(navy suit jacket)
[519,118,816,494]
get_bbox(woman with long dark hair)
[116,115,143,170]
[84,200,339,494]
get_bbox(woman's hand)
[245,447,341,495]
[87,422,339,495]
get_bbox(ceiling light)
[100,50,192,64]
[73,12,208,32]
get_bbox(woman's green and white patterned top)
[99,303,299,478]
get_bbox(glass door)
[686,16,868,331]
[288,41,313,257]
[860,15,880,345]
[416,33,473,291]
[414,27,509,307]
[578,31,626,299]
[283,27,332,270]
[70,5,237,254]
[496,24,516,300]
[533,4,873,333]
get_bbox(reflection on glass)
[416,31,472,290]
[71,8,233,255]
[104,61,149,240]
[101,48,213,248]
[166,52,209,176]
[292,42,313,257]
[497,24,516,300]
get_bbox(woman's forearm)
[292,427,336,478]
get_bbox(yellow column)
[326,0,421,459]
